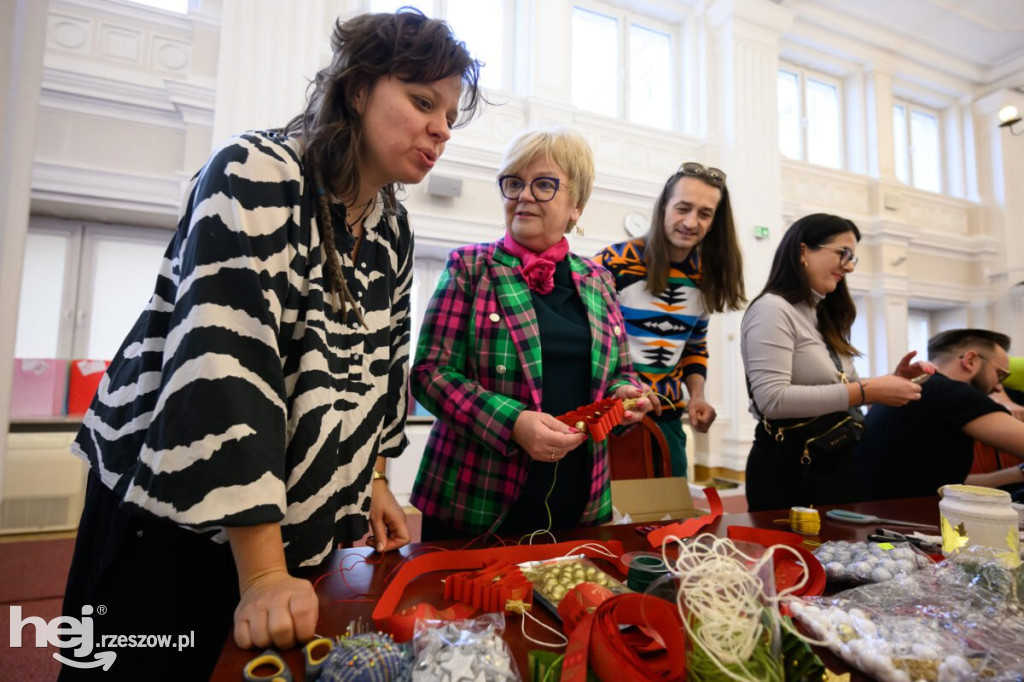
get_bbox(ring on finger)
[550,448,556,461]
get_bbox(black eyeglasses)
[816,244,859,267]
[497,175,562,202]
[961,353,1011,383]
[678,162,727,187]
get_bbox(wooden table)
[211,495,943,681]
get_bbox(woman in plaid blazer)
[410,127,650,539]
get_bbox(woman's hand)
[232,569,318,650]
[864,374,922,406]
[367,479,411,554]
[614,385,652,426]
[893,350,937,381]
[227,523,318,650]
[512,410,587,462]
[687,396,717,433]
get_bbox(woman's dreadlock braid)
[312,164,366,327]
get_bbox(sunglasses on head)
[677,162,727,187]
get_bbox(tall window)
[777,66,843,169]
[369,0,509,91]
[907,310,931,362]
[15,220,169,361]
[893,101,941,193]
[408,257,446,417]
[124,0,188,12]
[571,4,673,129]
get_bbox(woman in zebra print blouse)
[59,10,482,680]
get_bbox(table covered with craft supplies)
[211,493,1024,682]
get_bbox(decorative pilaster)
[703,0,792,474]
[0,0,49,495]
[211,0,337,147]
[864,64,897,181]
[975,89,1024,350]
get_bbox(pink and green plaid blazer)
[409,240,640,534]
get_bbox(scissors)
[825,509,937,530]
[868,528,941,553]
[243,636,336,682]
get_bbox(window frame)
[777,63,845,169]
[892,98,944,193]
[571,0,678,130]
[366,0,516,92]
[15,219,171,363]
[16,219,82,360]
[906,309,932,362]
[73,224,171,359]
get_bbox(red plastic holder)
[443,559,533,614]
[556,397,626,442]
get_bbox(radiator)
[1,431,85,533]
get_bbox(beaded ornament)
[319,632,413,682]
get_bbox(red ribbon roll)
[560,593,686,682]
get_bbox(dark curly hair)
[282,8,482,320]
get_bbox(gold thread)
[789,506,821,535]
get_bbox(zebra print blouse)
[71,130,412,568]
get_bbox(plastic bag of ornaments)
[789,549,1024,682]
[411,613,521,682]
[813,540,934,584]
[518,555,629,613]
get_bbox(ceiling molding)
[53,0,194,32]
[40,65,215,130]
[792,0,1024,73]
[781,1,1024,95]
[32,160,182,217]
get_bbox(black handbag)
[747,346,866,465]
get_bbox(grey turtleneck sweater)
[740,292,858,419]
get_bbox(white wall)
[1,0,50,494]
[4,0,1024,500]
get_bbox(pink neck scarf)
[499,232,570,295]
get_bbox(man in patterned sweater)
[597,163,745,477]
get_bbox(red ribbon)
[370,540,625,641]
[645,487,724,549]
[560,593,686,682]
[725,525,826,598]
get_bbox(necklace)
[344,198,374,231]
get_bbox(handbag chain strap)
[746,343,849,442]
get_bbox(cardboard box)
[10,359,68,418]
[67,359,110,415]
[690,482,748,514]
[610,477,699,523]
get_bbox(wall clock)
[624,211,648,238]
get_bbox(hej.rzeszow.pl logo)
[10,604,116,670]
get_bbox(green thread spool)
[624,553,669,593]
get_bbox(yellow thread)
[788,506,821,535]
[518,460,560,545]
[505,599,531,613]
[641,390,674,407]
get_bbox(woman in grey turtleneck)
[740,213,929,511]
